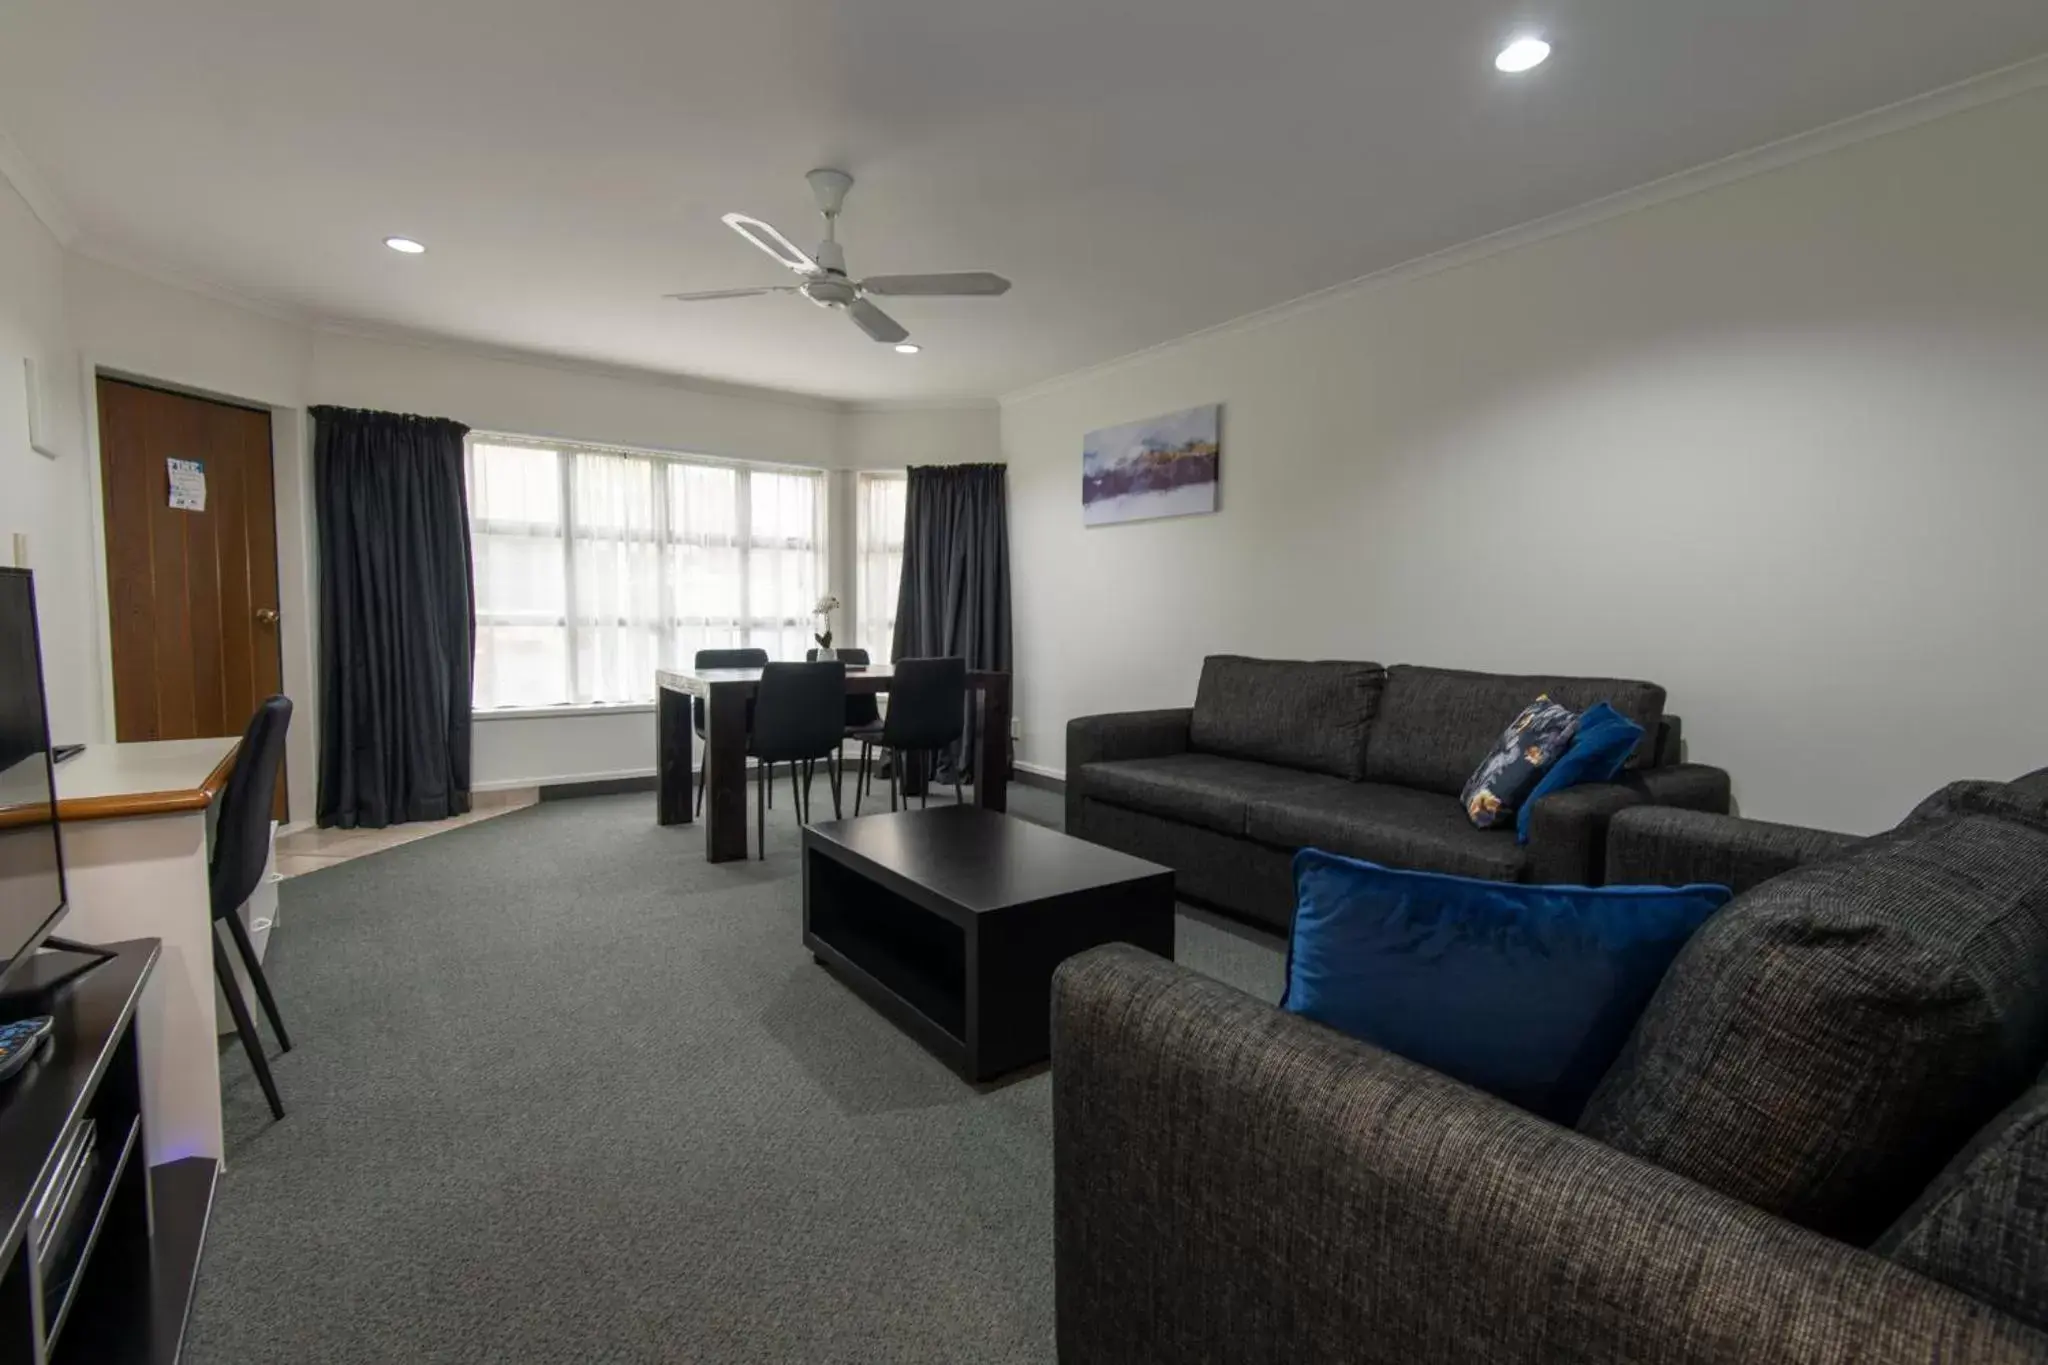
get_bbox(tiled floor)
[275,787,539,878]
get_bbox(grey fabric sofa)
[1067,656,1731,930]
[1050,770,2048,1364]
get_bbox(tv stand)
[0,938,215,1364]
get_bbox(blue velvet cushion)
[1515,701,1647,844]
[1283,849,1732,1123]
[1459,696,1580,829]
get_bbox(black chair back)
[809,647,879,728]
[753,661,848,763]
[693,647,769,733]
[210,695,292,921]
[882,657,967,752]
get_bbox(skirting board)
[1013,761,1065,794]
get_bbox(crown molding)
[70,237,312,327]
[844,397,1000,415]
[1001,51,2048,407]
[306,316,855,414]
[0,130,77,245]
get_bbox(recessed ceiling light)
[383,236,427,254]
[894,343,921,354]
[1495,36,1551,73]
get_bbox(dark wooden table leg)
[976,673,1010,813]
[705,683,750,862]
[657,686,693,825]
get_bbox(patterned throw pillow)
[1460,696,1580,829]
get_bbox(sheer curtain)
[469,441,568,709]
[748,469,826,661]
[467,436,827,709]
[665,460,744,664]
[857,472,907,661]
[569,449,663,705]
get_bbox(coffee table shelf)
[803,807,1174,1082]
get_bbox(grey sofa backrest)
[1365,665,1668,796]
[1189,656,1385,780]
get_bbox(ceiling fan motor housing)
[803,275,858,309]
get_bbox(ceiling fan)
[664,168,1011,347]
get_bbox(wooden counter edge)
[50,739,242,824]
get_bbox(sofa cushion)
[1577,809,2048,1245]
[1076,754,1350,837]
[1876,1069,2048,1332]
[1189,656,1385,780]
[1366,665,1666,796]
[1247,782,1528,882]
[1285,850,1731,1123]
[1459,695,1579,830]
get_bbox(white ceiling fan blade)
[848,299,909,344]
[663,285,801,302]
[860,272,1011,297]
[721,214,819,274]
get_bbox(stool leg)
[214,928,284,1121]
[223,907,291,1052]
[890,751,899,813]
[830,753,843,819]
[757,760,767,859]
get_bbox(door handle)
[256,607,280,627]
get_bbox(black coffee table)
[802,806,1175,1082]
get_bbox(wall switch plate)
[1010,717,1022,740]
[9,533,25,569]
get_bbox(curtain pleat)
[312,406,474,828]
[891,463,1012,781]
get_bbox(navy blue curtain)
[891,463,1012,781]
[312,407,474,828]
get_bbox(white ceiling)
[3,0,2046,403]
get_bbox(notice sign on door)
[167,458,207,513]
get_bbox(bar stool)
[211,695,294,1122]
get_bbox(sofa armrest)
[1521,763,1734,884]
[1066,709,1192,828]
[1634,760,1733,813]
[1053,946,2042,1365]
[1607,806,1859,894]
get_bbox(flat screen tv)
[0,567,65,985]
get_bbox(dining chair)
[211,694,293,1122]
[750,660,848,859]
[808,646,879,801]
[693,647,769,816]
[857,656,967,816]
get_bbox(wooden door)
[96,377,287,819]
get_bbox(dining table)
[654,663,1012,863]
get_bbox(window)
[856,471,908,662]
[468,436,828,709]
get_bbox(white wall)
[0,181,93,743]
[1003,85,2048,834]
[841,405,1000,470]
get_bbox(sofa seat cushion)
[1366,665,1666,796]
[1076,754,1350,837]
[1190,655,1386,780]
[1247,782,1528,882]
[1578,809,2048,1246]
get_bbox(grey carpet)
[188,782,1283,1364]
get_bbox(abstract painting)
[1082,403,1220,526]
